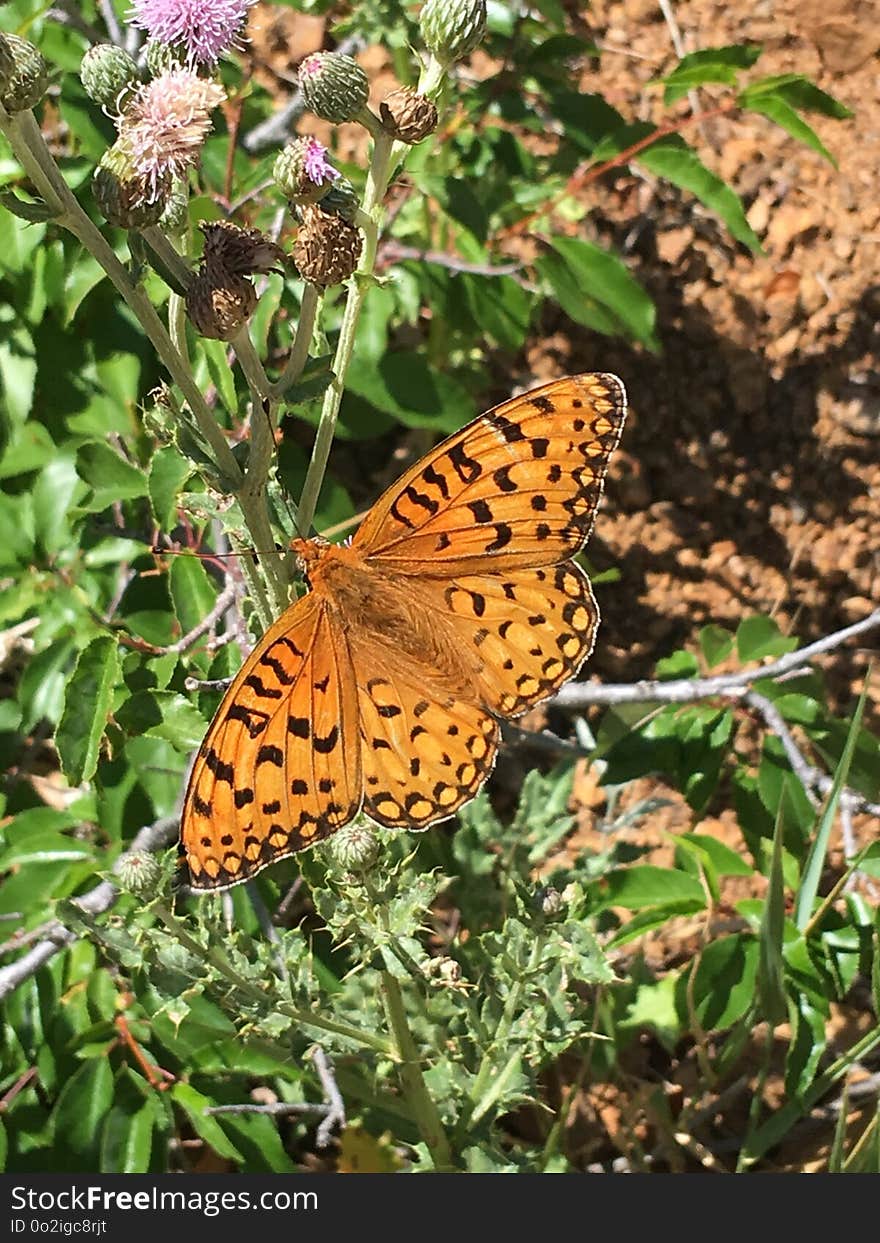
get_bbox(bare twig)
[378,240,529,284]
[48,3,105,45]
[0,816,178,1002]
[554,609,880,708]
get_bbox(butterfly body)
[181,373,627,891]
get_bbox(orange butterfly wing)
[180,593,361,891]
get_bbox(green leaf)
[52,1058,114,1168]
[677,832,753,877]
[599,864,705,910]
[686,934,759,1031]
[169,554,218,641]
[757,795,788,1024]
[148,446,192,531]
[100,1071,158,1174]
[76,442,148,512]
[460,273,532,350]
[117,690,208,750]
[637,140,761,252]
[662,44,762,103]
[344,352,475,432]
[536,236,659,349]
[56,636,121,785]
[699,623,734,669]
[0,323,37,422]
[736,615,798,662]
[199,338,239,416]
[171,1084,244,1162]
[795,677,870,930]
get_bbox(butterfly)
[180,373,626,891]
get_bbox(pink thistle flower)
[131,0,253,67]
[302,137,338,185]
[120,70,226,199]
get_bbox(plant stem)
[296,130,394,535]
[269,281,321,402]
[380,967,455,1170]
[0,108,243,489]
[150,902,393,1057]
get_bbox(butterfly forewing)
[181,595,361,890]
[352,374,626,574]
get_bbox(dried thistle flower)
[201,220,285,276]
[292,205,362,288]
[379,87,438,144]
[186,266,256,340]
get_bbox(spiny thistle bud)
[298,51,369,124]
[330,820,379,872]
[80,43,139,110]
[144,37,185,78]
[273,136,337,206]
[201,219,284,276]
[292,205,362,288]
[420,0,488,66]
[93,140,169,228]
[186,266,256,340]
[0,34,49,114]
[318,175,359,224]
[379,86,438,144]
[116,850,163,899]
[0,35,15,97]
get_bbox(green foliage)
[0,0,872,1177]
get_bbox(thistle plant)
[1,0,872,1177]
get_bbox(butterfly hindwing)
[350,648,499,829]
[352,374,626,575]
[180,594,361,890]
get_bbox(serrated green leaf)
[57,636,121,785]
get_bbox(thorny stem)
[150,903,394,1057]
[296,130,395,536]
[380,967,455,1170]
[0,109,243,489]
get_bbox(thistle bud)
[116,850,163,899]
[536,886,565,919]
[298,51,369,124]
[0,34,49,114]
[0,35,15,97]
[93,140,169,229]
[273,136,337,206]
[201,220,285,276]
[420,0,488,66]
[379,86,438,144]
[186,267,256,341]
[331,820,379,872]
[80,43,138,110]
[318,176,359,224]
[292,205,362,288]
